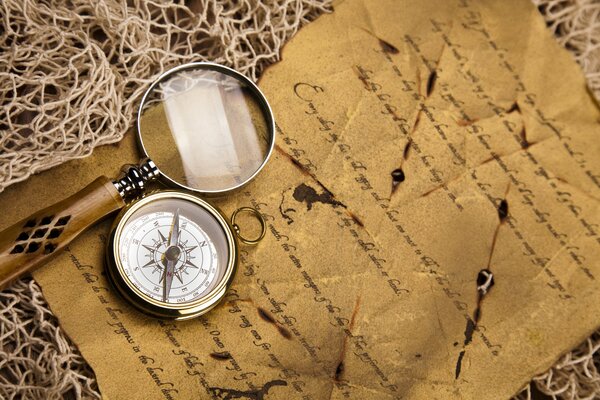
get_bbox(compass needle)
[161,208,180,302]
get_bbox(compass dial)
[112,194,232,308]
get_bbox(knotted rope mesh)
[0,0,331,191]
[0,0,598,399]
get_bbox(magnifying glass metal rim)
[135,61,276,196]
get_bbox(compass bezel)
[106,191,237,320]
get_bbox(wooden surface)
[0,177,124,289]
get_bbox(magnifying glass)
[0,63,275,319]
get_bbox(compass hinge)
[113,159,159,198]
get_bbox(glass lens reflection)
[139,66,270,192]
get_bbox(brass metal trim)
[106,191,238,320]
[231,207,266,246]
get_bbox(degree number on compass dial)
[115,195,231,306]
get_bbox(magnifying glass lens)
[139,65,272,193]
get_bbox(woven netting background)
[0,0,598,399]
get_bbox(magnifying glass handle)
[0,177,125,290]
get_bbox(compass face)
[115,195,231,306]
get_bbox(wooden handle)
[0,176,125,289]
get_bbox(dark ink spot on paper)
[293,183,343,211]
[412,110,422,133]
[334,361,344,380]
[378,38,399,54]
[519,127,529,149]
[498,199,508,221]
[455,350,465,379]
[507,101,520,114]
[463,318,476,346]
[392,168,405,183]
[403,139,412,160]
[347,211,364,227]
[473,307,481,322]
[279,190,296,225]
[257,307,277,324]
[391,168,405,193]
[426,70,437,97]
[455,317,476,379]
[277,325,292,340]
[209,379,288,400]
[210,351,231,361]
[290,156,307,173]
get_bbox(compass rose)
[141,226,199,285]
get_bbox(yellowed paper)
[1,0,600,398]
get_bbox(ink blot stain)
[378,39,399,54]
[258,307,293,340]
[210,379,288,400]
[347,211,364,227]
[464,318,476,345]
[277,325,292,340]
[498,199,508,221]
[210,351,231,361]
[293,183,343,211]
[392,169,405,183]
[519,127,530,149]
[455,350,466,379]
[258,307,276,324]
[456,318,476,379]
[391,168,406,193]
[426,70,437,97]
[456,270,496,380]
[334,361,344,380]
[403,139,412,159]
[507,101,520,113]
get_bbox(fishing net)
[0,0,598,398]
